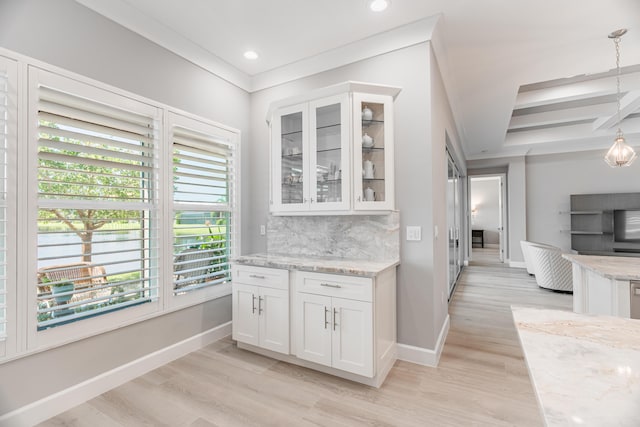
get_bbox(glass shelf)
[281,130,303,137]
[317,147,341,154]
[316,123,341,131]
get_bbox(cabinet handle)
[249,274,266,279]
[259,296,264,315]
[252,294,257,314]
[357,196,361,202]
[320,283,342,289]
[333,308,338,331]
[324,306,329,329]
[310,198,314,203]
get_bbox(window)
[31,69,161,333]
[169,113,237,305]
[0,51,239,359]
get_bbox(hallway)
[42,260,572,426]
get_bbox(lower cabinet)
[232,266,289,355]
[296,292,373,377]
[231,263,397,386]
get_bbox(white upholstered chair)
[520,241,556,276]
[526,243,573,292]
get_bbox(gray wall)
[526,150,640,251]
[0,0,247,414]
[249,42,457,350]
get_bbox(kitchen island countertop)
[512,306,640,426]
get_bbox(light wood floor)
[41,249,572,426]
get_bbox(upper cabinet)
[269,82,401,215]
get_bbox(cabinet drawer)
[232,265,289,290]
[297,271,372,302]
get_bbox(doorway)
[469,175,507,263]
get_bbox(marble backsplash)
[267,212,399,261]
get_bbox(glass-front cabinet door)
[353,93,394,211]
[271,103,309,212]
[309,94,350,211]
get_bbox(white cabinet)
[295,272,374,377]
[271,94,351,213]
[353,93,395,211]
[269,82,400,215]
[232,266,289,354]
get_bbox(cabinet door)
[353,93,394,211]
[232,284,259,346]
[271,103,309,212]
[309,94,350,211]
[258,287,289,354]
[331,298,373,377]
[295,293,332,367]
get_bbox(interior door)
[447,159,456,293]
[498,175,506,262]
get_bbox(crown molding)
[75,1,439,94]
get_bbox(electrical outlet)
[260,225,266,236]
[406,226,421,241]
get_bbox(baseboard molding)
[509,260,527,269]
[0,321,232,427]
[397,314,449,367]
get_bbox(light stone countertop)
[512,306,640,427]
[232,253,399,277]
[563,254,640,281]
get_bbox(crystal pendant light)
[604,29,637,167]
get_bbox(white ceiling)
[76,0,640,161]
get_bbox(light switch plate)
[406,226,421,241]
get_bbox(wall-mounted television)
[614,210,640,243]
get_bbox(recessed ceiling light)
[368,0,390,12]
[243,50,258,60]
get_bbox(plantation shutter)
[172,123,235,294]
[36,84,159,329]
[0,70,8,339]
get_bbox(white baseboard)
[509,260,527,269]
[397,314,449,367]
[0,321,232,427]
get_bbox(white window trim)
[0,46,241,362]
[0,54,18,360]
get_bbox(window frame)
[0,54,18,360]
[165,111,240,310]
[26,67,164,350]
[0,46,242,361]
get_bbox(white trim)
[0,321,231,427]
[509,261,527,269]
[252,17,437,92]
[397,314,449,367]
[74,1,438,93]
[74,0,250,91]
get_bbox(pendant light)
[604,28,637,167]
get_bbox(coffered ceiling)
[76,0,640,161]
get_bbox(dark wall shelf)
[570,193,640,256]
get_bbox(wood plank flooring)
[40,248,572,426]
